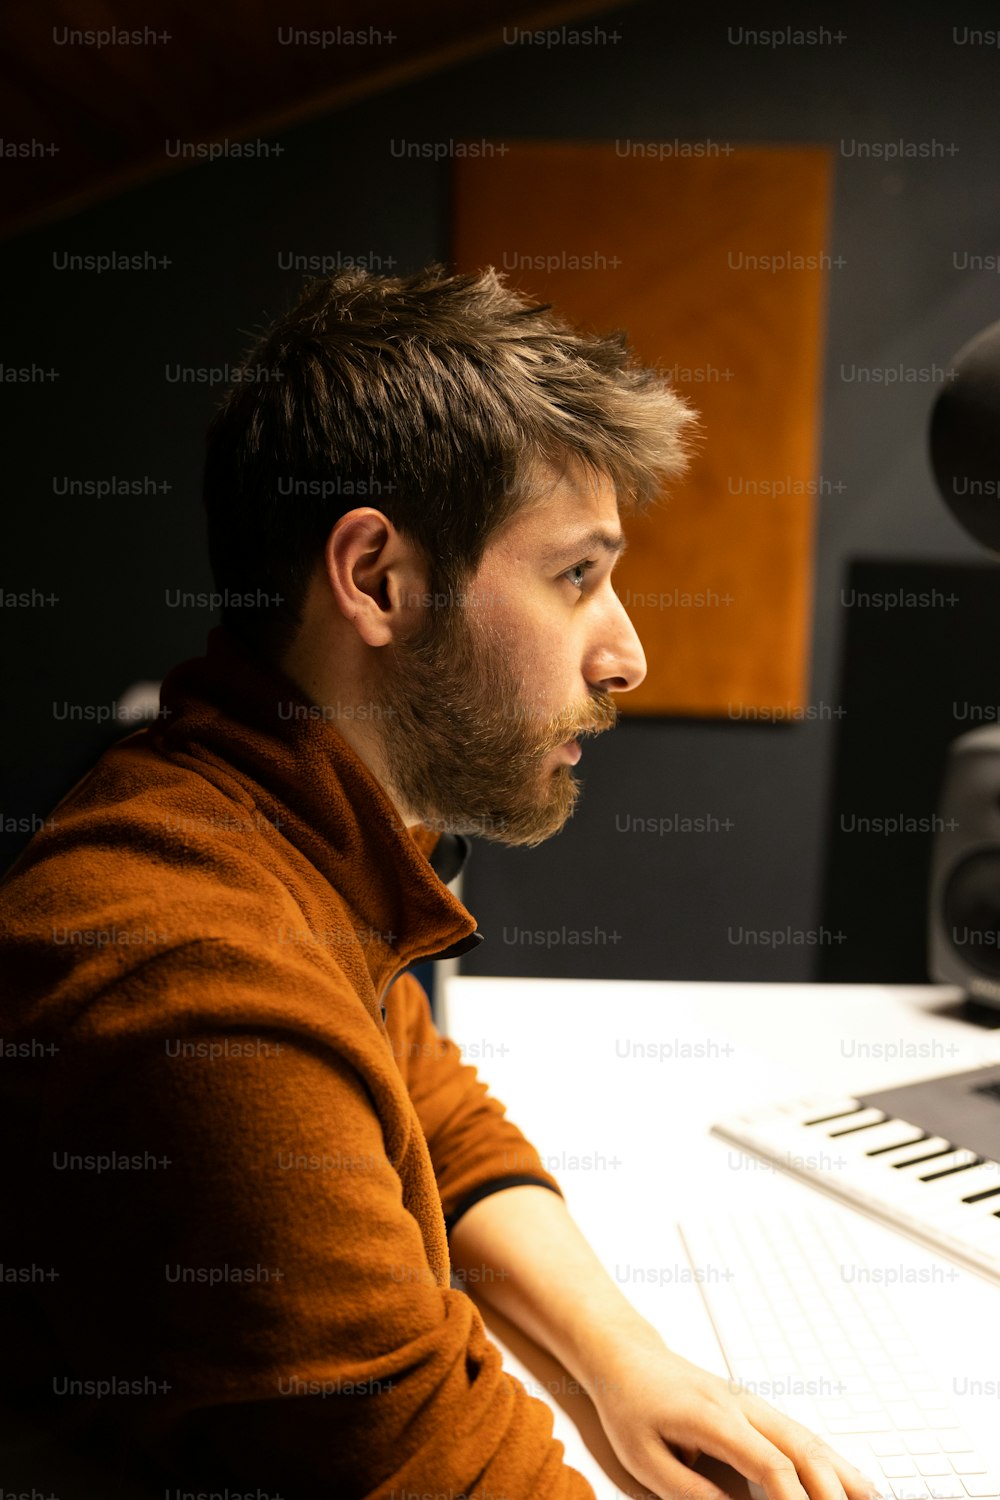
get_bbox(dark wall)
[3,0,1000,984]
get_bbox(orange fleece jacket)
[0,625,595,1500]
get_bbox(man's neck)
[277,639,426,832]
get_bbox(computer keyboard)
[677,1203,1000,1499]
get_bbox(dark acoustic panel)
[819,558,1000,982]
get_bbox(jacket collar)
[154,625,483,998]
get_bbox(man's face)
[373,462,647,847]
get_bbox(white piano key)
[825,1107,890,1136]
[838,1120,930,1156]
[964,1218,1000,1249]
[919,1163,1000,1200]
[877,1136,954,1168]
[961,1199,1000,1226]
[901,1149,980,1182]
[936,1215,998,1257]
[800,1098,866,1125]
[888,1185,972,1226]
[953,1158,1000,1194]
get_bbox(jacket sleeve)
[386,969,567,1234]
[23,948,595,1500]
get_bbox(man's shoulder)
[0,729,376,1031]
[3,726,294,900]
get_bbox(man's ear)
[322,508,429,647]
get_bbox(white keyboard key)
[959,1481,1000,1498]
[801,1099,866,1124]
[890,1482,931,1500]
[826,1107,889,1136]
[952,1457,990,1475]
[967,1190,1000,1219]
[839,1443,883,1473]
[951,1163,1000,1199]
[897,1149,980,1182]
[917,1163,1000,1201]
[882,1383,914,1403]
[878,1137,953,1168]
[828,1415,897,1434]
[844,1376,879,1396]
[816,1398,854,1419]
[890,1403,932,1430]
[849,1121,930,1155]
[927,1484,966,1498]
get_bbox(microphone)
[929,317,1000,553]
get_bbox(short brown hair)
[203,263,697,658]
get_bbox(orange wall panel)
[452,141,832,717]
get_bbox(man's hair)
[203,263,698,658]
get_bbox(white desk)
[440,979,1000,1500]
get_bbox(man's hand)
[449,1185,883,1500]
[589,1332,881,1500]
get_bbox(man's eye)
[564,561,597,591]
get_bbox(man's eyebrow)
[542,529,629,564]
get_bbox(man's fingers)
[745,1399,881,1500]
[639,1445,733,1500]
[794,1444,859,1500]
[669,1439,703,1468]
[798,1441,882,1500]
[694,1415,812,1500]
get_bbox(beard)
[371,586,619,848]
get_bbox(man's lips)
[547,718,611,761]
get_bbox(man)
[0,266,878,1500]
